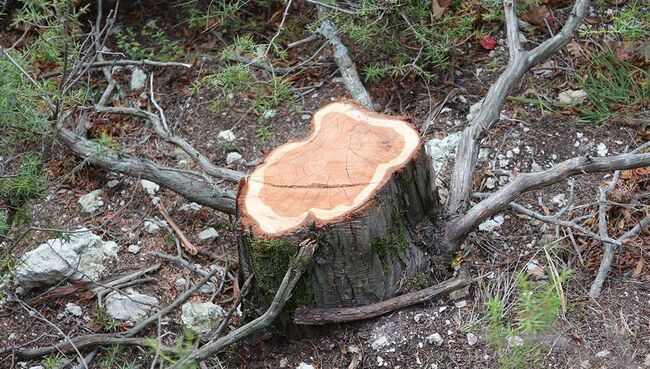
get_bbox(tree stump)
[236,101,436,325]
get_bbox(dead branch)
[83,59,192,69]
[166,239,317,368]
[474,193,621,245]
[210,274,254,340]
[0,267,219,359]
[294,268,471,325]
[156,200,198,255]
[94,103,243,184]
[588,171,620,298]
[446,0,590,216]
[449,151,650,247]
[57,127,237,213]
[315,10,373,110]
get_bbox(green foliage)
[577,52,649,123]
[93,131,122,152]
[0,255,16,302]
[100,345,123,369]
[256,125,272,143]
[328,0,481,83]
[147,329,198,369]
[184,0,248,31]
[116,20,184,61]
[580,3,649,41]
[12,0,89,65]
[97,308,121,333]
[252,77,299,114]
[0,55,50,141]
[42,353,64,369]
[0,154,47,202]
[485,271,571,369]
[197,64,298,117]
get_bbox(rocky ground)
[1,1,649,369]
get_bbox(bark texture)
[236,102,437,320]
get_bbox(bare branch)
[94,105,244,183]
[446,0,589,216]
[448,151,650,246]
[473,193,622,246]
[167,240,317,368]
[57,127,237,214]
[82,59,192,69]
[503,0,522,61]
[315,11,373,110]
[294,268,470,325]
[1,268,219,359]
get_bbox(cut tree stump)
[236,101,436,325]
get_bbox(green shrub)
[486,271,571,369]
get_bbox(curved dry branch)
[57,127,236,214]
[94,105,244,183]
[448,152,650,246]
[446,0,590,216]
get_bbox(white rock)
[105,288,158,321]
[506,335,524,347]
[499,159,509,168]
[295,364,315,369]
[552,193,567,208]
[198,281,216,294]
[78,190,104,213]
[557,89,588,106]
[107,179,120,188]
[141,180,159,197]
[526,259,545,278]
[127,244,141,254]
[512,147,520,155]
[478,214,505,232]
[425,132,462,172]
[485,177,497,189]
[466,99,484,121]
[300,114,311,120]
[478,148,490,161]
[371,335,389,350]
[454,300,468,308]
[101,241,119,258]
[16,230,115,291]
[597,143,608,157]
[226,152,243,165]
[279,358,289,368]
[414,313,425,323]
[181,302,225,334]
[218,129,236,142]
[426,333,444,346]
[144,220,162,234]
[130,68,147,90]
[198,227,219,243]
[179,202,202,212]
[65,303,83,317]
[175,278,187,287]
[28,366,44,369]
[506,150,514,159]
[595,350,610,358]
[262,109,277,119]
[467,332,478,346]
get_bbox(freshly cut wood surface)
[239,101,421,236]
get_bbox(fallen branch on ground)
[314,8,373,110]
[0,267,219,359]
[448,151,650,247]
[293,268,471,325]
[166,239,317,368]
